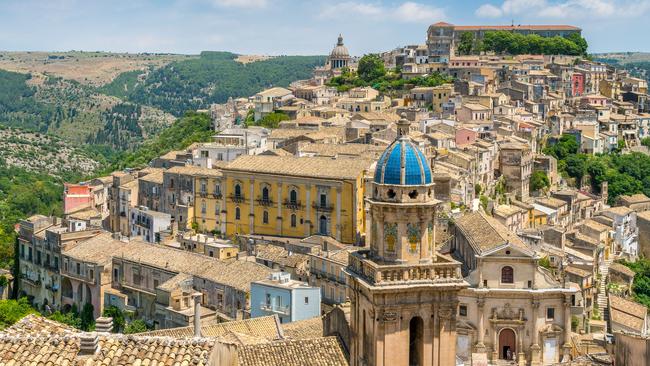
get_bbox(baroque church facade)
[345,117,576,366]
[346,117,467,366]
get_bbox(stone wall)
[614,331,650,366]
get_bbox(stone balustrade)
[348,250,463,286]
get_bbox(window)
[201,200,206,214]
[546,307,555,320]
[113,268,119,281]
[209,251,214,257]
[200,181,207,193]
[527,280,532,289]
[263,211,269,224]
[76,263,81,275]
[234,184,242,197]
[89,269,94,280]
[262,186,270,201]
[235,207,241,220]
[291,214,297,227]
[214,184,221,196]
[501,266,514,284]
[304,297,309,305]
[459,305,467,317]
[290,189,298,203]
[320,193,327,207]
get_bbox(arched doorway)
[319,215,328,235]
[409,316,424,366]
[61,277,73,299]
[499,328,516,360]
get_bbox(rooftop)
[224,155,372,180]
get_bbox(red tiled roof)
[454,25,581,31]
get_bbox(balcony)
[347,250,465,287]
[213,193,223,199]
[199,191,208,198]
[259,302,291,316]
[283,200,302,210]
[312,202,334,212]
[229,195,245,204]
[256,197,273,207]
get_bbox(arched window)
[319,215,327,235]
[234,184,242,197]
[201,200,206,214]
[291,214,297,227]
[262,186,270,201]
[235,207,241,220]
[290,189,298,204]
[263,211,269,224]
[501,266,514,284]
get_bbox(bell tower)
[346,117,467,366]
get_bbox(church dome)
[330,34,350,58]
[373,138,432,186]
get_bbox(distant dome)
[373,138,432,186]
[330,34,350,58]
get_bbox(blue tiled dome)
[374,139,432,185]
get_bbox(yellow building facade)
[220,155,371,244]
[193,170,223,233]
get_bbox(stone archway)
[498,328,516,360]
[409,316,424,366]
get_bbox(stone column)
[517,327,526,366]
[220,181,227,234]
[562,296,572,362]
[531,300,542,366]
[491,324,498,362]
[305,185,311,236]
[336,187,342,242]
[276,183,283,234]
[248,179,255,234]
[419,216,428,262]
[438,304,457,366]
[476,298,486,352]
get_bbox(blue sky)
[0,0,648,55]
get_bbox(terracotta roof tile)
[237,336,348,366]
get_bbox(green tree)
[48,311,82,329]
[79,303,95,331]
[530,171,550,192]
[458,32,474,55]
[102,305,126,333]
[249,112,290,129]
[357,54,386,82]
[0,297,36,329]
[544,134,579,160]
[124,319,149,334]
[642,137,650,148]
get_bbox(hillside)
[0,69,175,149]
[0,126,101,178]
[102,51,326,116]
[0,51,192,86]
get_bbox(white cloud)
[475,4,503,17]
[395,2,445,23]
[320,1,383,18]
[320,1,445,23]
[213,0,267,8]
[475,0,650,19]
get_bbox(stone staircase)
[596,258,613,329]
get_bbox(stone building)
[346,117,467,366]
[499,141,533,201]
[452,211,577,365]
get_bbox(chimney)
[192,292,203,337]
[95,317,113,333]
[79,333,99,355]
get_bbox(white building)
[192,127,269,167]
[129,206,172,243]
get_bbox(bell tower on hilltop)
[346,116,467,366]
